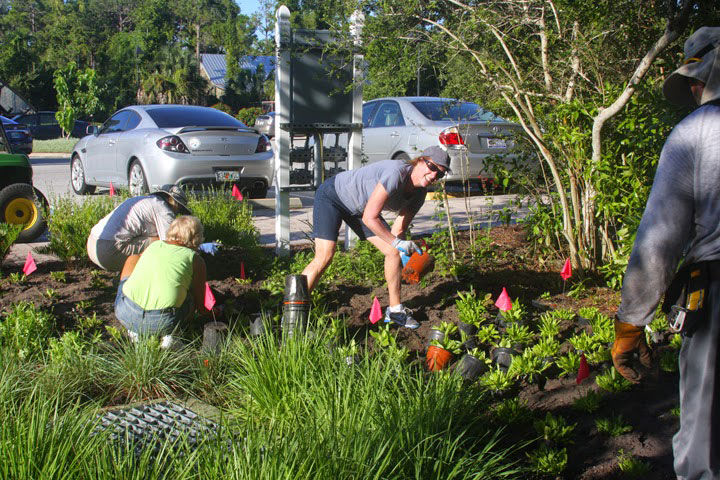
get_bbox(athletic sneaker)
[384,306,420,329]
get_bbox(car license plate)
[215,170,240,181]
[487,138,507,149]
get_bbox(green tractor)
[0,120,48,243]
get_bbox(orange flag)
[369,297,382,324]
[109,182,115,196]
[231,184,243,201]
[22,252,37,275]
[495,287,513,312]
[576,353,590,384]
[560,259,572,280]
[204,282,216,311]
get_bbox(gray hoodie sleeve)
[616,118,696,327]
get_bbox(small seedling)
[45,288,58,300]
[466,347,492,365]
[455,286,490,327]
[537,313,562,338]
[595,413,632,436]
[337,339,360,359]
[495,337,513,349]
[477,324,500,344]
[7,272,27,285]
[75,299,93,311]
[430,337,462,355]
[433,321,458,338]
[500,301,526,324]
[540,291,551,300]
[505,323,533,346]
[105,325,123,342]
[530,337,561,358]
[533,412,576,446]
[50,271,67,283]
[567,279,588,298]
[478,367,515,393]
[491,398,532,425]
[585,348,611,365]
[526,445,568,476]
[578,306,599,322]
[595,367,633,393]
[76,313,102,332]
[89,270,106,289]
[555,351,580,377]
[572,389,604,413]
[617,449,651,477]
[670,406,680,418]
[508,350,549,380]
[370,324,397,348]
[234,277,252,285]
[669,333,683,350]
[569,332,602,353]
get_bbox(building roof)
[200,54,275,91]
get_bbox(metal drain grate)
[95,400,219,454]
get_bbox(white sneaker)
[384,305,420,329]
[127,330,139,343]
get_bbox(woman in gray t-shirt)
[300,146,450,329]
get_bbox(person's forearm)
[362,215,396,244]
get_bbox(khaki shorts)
[87,233,150,272]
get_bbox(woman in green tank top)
[114,215,211,339]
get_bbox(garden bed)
[0,226,680,478]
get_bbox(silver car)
[70,105,273,198]
[360,97,522,181]
[253,112,275,138]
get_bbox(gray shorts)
[87,233,150,272]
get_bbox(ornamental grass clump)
[46,194,118,260]
[0,222,22,262]
[187,189,258,247]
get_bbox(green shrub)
[596,367,633,393]
[211,102,234,115]
[0,223,22,263]
[187,190,259,248]
[527,445,568,476]
[0,301,54,360]
[46,195,118,260]
[595,413,632,437]
[235,107,264,127]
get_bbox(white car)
[70,105,273,198]
[359,96,522,181]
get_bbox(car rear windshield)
[146,107,246,128]
[411,101,505,122]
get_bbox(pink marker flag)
[240,261,246,280]
[204,282,216,311]
[22,251,37,276]
[495,287,513,312]
[231,184,243,201]
[576,353,590,384]
[560,259,572,281]
[109,182,115,197]
[369,297,383,324]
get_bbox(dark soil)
[0,226,679,479]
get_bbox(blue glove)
[392,237,422,256]
[400,252,411,266]
[199,242,221,255]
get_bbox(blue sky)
[235,0,262,15]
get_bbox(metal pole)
[274,6,291,255]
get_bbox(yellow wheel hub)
[4,198,37,231]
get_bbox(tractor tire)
[0,183,48,243]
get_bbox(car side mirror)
[87,125,99,136]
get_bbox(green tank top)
[122,241,195,310]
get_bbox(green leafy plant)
[466,347,492,365]
[585,348,611,365]
[337,339,360,359]
[432,321,458,338]
[534,412,576,446]
[549,308,576,322]
[537,312,562,338]
[75,313,102,334]
[569,332,603,353]
[595,367,633,393]
[595,414,632,437]
[670,406,680,418]
[45,288,58,300]
[7,272,27,285]
[187,189,259,248]
[495,337,513,349]
[478,367,516,393]
[430,337,462,355]
[526,445,568,476]
[0,223,22,262]
[477,324,500,345]
[556,351,581,377]
[455,286,489,327]
[89,270,106,289]
[567,279,588,298]
[572,389,604,413]
[660,349,679,372]
[49,271,67,283]
[490,398,533,425]
[540,291,551,299]
[74,299,93,311]
[500,301,526,324]
[670,333,683,350]
[47,195,117,260]
[578,306,599,321]
[505,323,533,346]
[508,350,549,380]
[0,301,54,360]
[369,324,398,349]
[617,449,651,477]
[530,337,561,358]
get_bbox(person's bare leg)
[301,238,337,291]
[367,236,402,306]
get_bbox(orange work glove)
[611,319,653,383]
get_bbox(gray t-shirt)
[333,160,427,216]
[90,196,175,249]
[617,104,720,326]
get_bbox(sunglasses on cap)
[423,158,446,179]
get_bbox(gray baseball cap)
[663,27,720,106]
[421,145,451,171]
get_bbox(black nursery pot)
[456,354,487,381]
[458,321,478,337]
[427,328,445,347]
[491,347,516,371]
[577,316,591,327]
[462,337,478,351]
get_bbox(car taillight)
[156,135,189,153]
[256,135,271,153]
[439,126,465,147]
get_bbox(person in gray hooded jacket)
[612,26,720,479]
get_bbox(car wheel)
[70,155,96,195]
[393,152,411,162]
[128,161,149,196]
[0,183,48,243]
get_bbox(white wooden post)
[274,5,291,255]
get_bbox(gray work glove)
[391,237,422,256]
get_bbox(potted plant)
[476,324,500,346]
[530,337,561,371]
[508,350,551,390]
[426,337,461,372]
[491,337,517,371]
[478,366,516,397]
[427,321,458,347]
[459,329,478,351]
[496,301,527,327]
[455,347,491,381]
[505,323,534,349]
[537,313,562,339]
[455,286,488,336]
